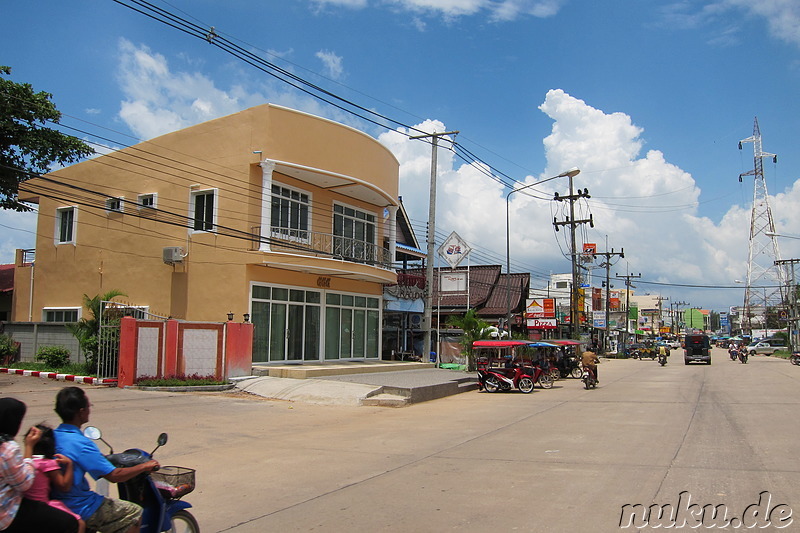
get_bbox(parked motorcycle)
[478,365,535,393]
[581,366,597,389]
[791,352,800,366]
[739,351,748,364]
[83,426,199,533]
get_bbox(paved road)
[3,347,800,532]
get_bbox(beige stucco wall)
[16,104,398,323]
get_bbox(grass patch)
[6,361,96,376]
[136,374,227,387]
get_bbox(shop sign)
[527,318,557,329]
[525,298,555,318]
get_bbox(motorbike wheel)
[169,510,200,533]
[570,367,583,379]
[791,356,800,366]
[548,368,560,381]
[538,374,554,389]
[518,377,534,393]
[483,375,501,393]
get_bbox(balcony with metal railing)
[250,226,393,269]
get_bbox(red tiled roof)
[403,265,530,318]
[0,264,14,293]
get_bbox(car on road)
[684,333,711,365]
[667,340,681,349]
[747,340,787,356]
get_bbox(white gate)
[97,302,167,379]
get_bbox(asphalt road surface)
[3,347,799,532]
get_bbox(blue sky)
[3,0,800,314]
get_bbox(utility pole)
[410,130,458,364]
[615,272,641,355]
[656,296,669,336]
[671,301,688,336]
[595,248,624,354]
[553,179,593,340]
[775,258,799,351]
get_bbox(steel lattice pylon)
[738,117,786,336]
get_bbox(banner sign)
[440,271,468,293]
[592,288,602,311]
[593,311,606,328]
[525,298,555,318]
[527,318,557,330]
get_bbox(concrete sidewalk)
[235,367,478,407]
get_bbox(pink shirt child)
[24,456,81,521]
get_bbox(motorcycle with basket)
[83,426,199,533]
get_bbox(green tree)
[0,66,94,211]
[446,309,495,370]
[66,290,127,370]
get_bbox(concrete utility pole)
[671,301,688,335]
[656,295,669,336]
[553,176,593,339]
[775,258,799,351]
[595,248,624,354]
[410,130,458,363]
[615,272,641,354]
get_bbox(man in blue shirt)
[53,387,159,533]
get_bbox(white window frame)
[137,193,157,210]
[270,183,311,243]
[42,307,81,323]
[189,188,217,233]
[105,196,124,213]
[55,206,78,245]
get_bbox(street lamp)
[766,231,800,240]
[506,168,581,335]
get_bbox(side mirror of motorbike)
[83,426,113,453]
[83,426,102,440]
[150,433,169,457]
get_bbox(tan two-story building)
[12,104,401,363]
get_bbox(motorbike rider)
[658,344,667,362]
[581,347,600,382]
[53,386,160,533]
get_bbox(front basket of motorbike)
[151,466,196,498]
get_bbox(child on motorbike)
[23,424,85,533]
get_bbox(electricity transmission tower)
[738,117,786,335]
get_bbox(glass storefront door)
[252,284,380,362]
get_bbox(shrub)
[136,374,226,387]
[1,333,21,364]
[36,345,72,368]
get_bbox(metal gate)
[97,301,168,379]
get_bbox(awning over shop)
[472,340,531,348]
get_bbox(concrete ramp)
[235,367,478,406]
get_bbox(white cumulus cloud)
[315,50,345,80]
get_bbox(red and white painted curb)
[0,368,117,386]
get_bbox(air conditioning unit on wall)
[410,314,423,328]
[163,246,185,264]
